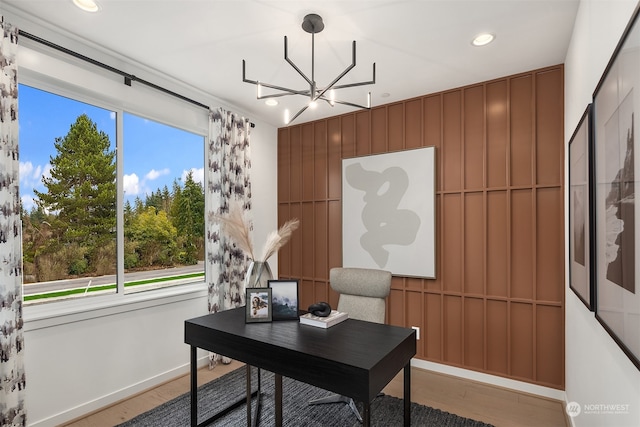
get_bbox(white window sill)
[23,281,208,332]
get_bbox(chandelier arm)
[312,40,357,102]
[243,60,312,97]
[258,91,312,99]
[242,59,258,84]
[284,36,314,87]
[329,63,376,90]
[243,61,314,99]
[254,82,311,97]
[325,98,372,109]
[288,104,311,125]
[315,63,356,101]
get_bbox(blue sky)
[18,84,204,211]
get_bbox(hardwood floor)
[63,361,568,427]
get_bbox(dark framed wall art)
[593,4,640,370]
[569,104,595,311]
[268,279,299,320]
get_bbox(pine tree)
[133,196,145,214]
[161,185,172,213]
[169,178,182,222]
[145,189,163,212]
[34,114,116,250]
[177,171,205,237]
[173,171,204,264]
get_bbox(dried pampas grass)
[209,202,299,262]
[209,202,255,260]
[259,218,300,262]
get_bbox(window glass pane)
[122,113,205,294]
[19,84,117,304]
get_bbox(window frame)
[19,41,209,322]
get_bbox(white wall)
[5,7,278,426]
[24,289,208,426]
[564,1,640,426]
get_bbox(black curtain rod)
[18,30,255,127]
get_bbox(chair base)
[309,393,363,423]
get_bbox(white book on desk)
[299,310,348,328]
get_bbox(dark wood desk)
[185,307,416,427]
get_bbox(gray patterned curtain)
[0,17,27,427]
[206,107,252,317]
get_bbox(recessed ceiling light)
[73,0,100,13]
[472,33,495,47]
[265,99,278,106]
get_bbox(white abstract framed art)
[342,147,436,278]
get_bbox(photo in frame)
[245,288,272,323]
[342,147,436,278]
[593,5,640,370]
[569,104,595,311]
[268,279,299,320]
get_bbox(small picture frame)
[268,279,300,320]
[245,288,272,323]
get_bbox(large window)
[19,84,205,304]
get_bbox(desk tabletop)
[185,307,416,401]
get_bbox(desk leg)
[190,346,197,427]
[363,403,370,427]
[190,354,258,427]
[275,374,282,427]
[404,362,411,427]
[246,365,252,427]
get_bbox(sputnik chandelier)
[242,13,376,125]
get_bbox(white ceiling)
[3,0,580,127]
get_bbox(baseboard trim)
[29,355,211,427]
[411,359,567,402]
[32,356,569,426]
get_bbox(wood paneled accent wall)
[277,65,565,389]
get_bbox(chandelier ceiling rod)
[242,13,376,125]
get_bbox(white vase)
[244,261,273,288]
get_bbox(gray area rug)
[116,367,494,427]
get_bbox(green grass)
[24,272,205,302]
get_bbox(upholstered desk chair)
[309,267,392,422]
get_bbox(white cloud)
[19,161,34,177]
[182,167,204,185]
[21,194,35,211]
[123,173,140,195]
[145,168,170,181]
[19,161,50,191]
